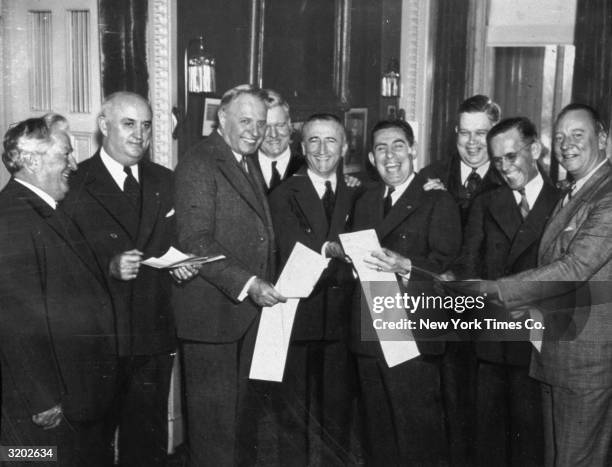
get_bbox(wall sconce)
[186,35,216,94]
[381,58,400,97]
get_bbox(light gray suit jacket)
[498,160,612,389]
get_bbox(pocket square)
[563,225,575,232]
[165,208,175,218]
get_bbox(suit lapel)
[539,162,611,257]
[213,134,267,222]
[506,182,559,266]
[489,187,522,242]
[12,180,107,288]
[328,177,352,239]
[82,153,140,239]
[135,160,163,249]
[291,174,329,245]
[377,178,423,240]
[285,152,305,180]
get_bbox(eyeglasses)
[491,141,533,167]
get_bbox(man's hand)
[170,263,201,283]
[109,249,143,281]
[343,174,362,188]
[32,404,62,430]
[324,241,350,262]
[438,270,457,281]
[247,277,287,307]
[423,178,446,191]
[363,247,411,276]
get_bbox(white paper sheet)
[249,242,329,382]
[339,229,420,366]
[142,246,225,269]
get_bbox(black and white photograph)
[1,1,611,466]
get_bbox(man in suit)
[468,104,612,466]
[447,117,559,466]
[0,118,117,465]
[421,94,504,224]
[62,92,188,466]
[174,84,286,466]
[252,89,304,193]
[350,119,462,465]
[420,94,504,464]
[268,113,360,465]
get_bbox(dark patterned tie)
[322,180,335,224]
[518,188,529,220]
[269,161,282,192]
[383,186,395,217]
[123,165,141,210]
[465,169,482,198]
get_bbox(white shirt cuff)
[321,241,330,257]
[238,276,257,302]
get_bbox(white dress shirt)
[512,172,543,210]
[460,160,490,185]
[258,148,292,187]
[384,173,415,206]
[100,147,139,188]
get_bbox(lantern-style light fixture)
[186,35,216,93]
[381,58,400,97]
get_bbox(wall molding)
[149,0,175,169]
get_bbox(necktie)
[518,188,529,220]
[269,161,282,192]
[465,169,482,198]
[240,155,250,174]
[123,165,141,210]
[383,186,395,217]
[562,181,577,207]
[322,180,335,224]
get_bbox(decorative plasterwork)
[149,0,173,169]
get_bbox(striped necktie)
[518,188,529,220]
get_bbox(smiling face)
[99,95,152,166]
[218,93,267,155]
[553,109,607,180]
[456,111,494,168]
[301,119,347,178]
[36,131,76,201]
[489,128,539,191]
[369,127,415,186]
[261,105,291,159]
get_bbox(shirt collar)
[100,147,139,189]
[258,148,292,186]
[512,172,543,208]
[307,168,337,198]
[385,173,415,203]
[460,160,490,185]
[14,178,57,209]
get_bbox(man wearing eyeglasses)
[252,90,305,194]
[443,117,559,466]
[421,95,505,225]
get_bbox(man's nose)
[68,154,77,171]
[267,125,278,138]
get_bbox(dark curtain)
[572,0,612,126]
[429,0,470,164]
[98,0,149,97]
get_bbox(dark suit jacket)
[420,152,504,225]
[453,178,560,365]
[173,132,276,343]
[351,173,463,357]
[0,179,117,423]
[269,166,360,341]
[251,150,304,194]
[63,153,176,356]
[498,161,612,389]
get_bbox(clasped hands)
[109,249,200,283]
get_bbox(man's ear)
[98,115,108,137]
[598,128,608,151]
[409,142,418,159]
[341,141,348,158]
[217,109,226,130]
[368,152,375,166]
[22,153,41,173]
[530,140,542,160]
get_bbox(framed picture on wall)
[202,97,221,136]
[344,108,368,173]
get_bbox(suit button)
[306,228,312,233]
[400,234,407,239]
[259,236,265,242]
[110,233,118,239]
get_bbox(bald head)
[98,92,152,166]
